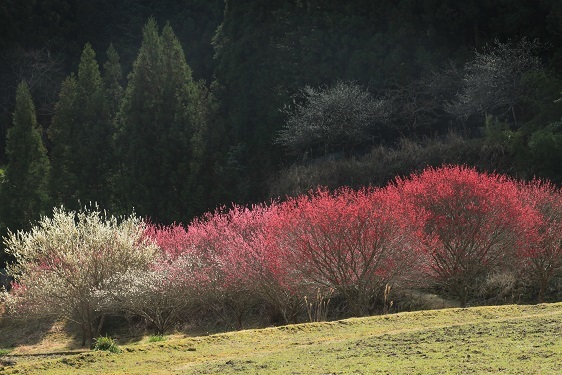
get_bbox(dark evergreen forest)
[1,0,562,266]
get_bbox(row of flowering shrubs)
[2,165,562,346]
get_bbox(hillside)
[1,303,561,374]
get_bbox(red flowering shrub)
[394,165,527,307]
[144,223,194,259]
[128,167,562,325]
[517,180,562,302]
[275,187,418,316]
[223,204,310,324]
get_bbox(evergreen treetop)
[1,81,50,234]
[117,18,208,223]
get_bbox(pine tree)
[76,43,113,208]
[159,23,201,220]
[49,43,114,210]
[1,82,51,233]
[49,75,79,205]
[117,18,209,224]
[117,18,164,219]
[103,43,123,124]
[101,43,124,211]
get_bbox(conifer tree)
[76,43,114,208]
[117,18,164,219]
[103,43,123,124]
[101,44,124,211]
[49,75,79,205]
[1,82,51,234]
[117,18,209,224]
[49,43,114,210]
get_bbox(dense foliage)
[115,19,209,223]
[49,43,115,210]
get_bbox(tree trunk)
[96,313,106,338]
[538,277,548,304]
[455,283,468,308]
[81,325,87,348]
[236,313,243,330]
[511,105,518,128]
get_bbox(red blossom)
[516,179,562,302]
[394,165,527,307]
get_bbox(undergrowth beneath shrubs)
[147,335,166,343]
[93,336,121,353]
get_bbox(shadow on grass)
[97,315,149,346]
[0,291,463,353]
[0,315,60,349]
[96,312,274,347]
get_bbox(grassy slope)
[1,303,562,374]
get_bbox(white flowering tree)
[447,39,542,127]
[277,81,390,158]
[1,207,157,347]
[97,254,202,335]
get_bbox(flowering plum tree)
[447,39,543,127]
[144,223,195,260]
[182,208,258,329]
[1,207,157,347]
[395,166,526,307]
[517,180,562,302]
[182,203,309,327]
[276,187,417,317]
[277,81,390,158]
[224,204,311,324]
[97,253,199,335]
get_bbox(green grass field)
[1,303,562,374]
